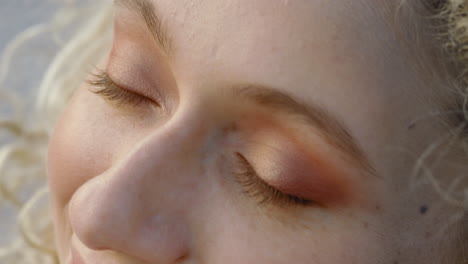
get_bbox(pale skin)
[48,0,457,263]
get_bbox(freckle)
[223,123,238,134]
[375,205,381,211]
[319,224,328,232]
[393,261,399,264]
[425,231,432,238]
[363,221,369,229]
[419,205,428,215]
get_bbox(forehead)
[116,0,397,86]
[157,0,394,83]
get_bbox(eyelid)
[87,70,160,107]
[233,152,313,207]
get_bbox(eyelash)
[87,71,158,107]
[233,152,313,207]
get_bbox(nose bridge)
[69,107,207,262]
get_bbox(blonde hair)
[0,0,467,263]
[0,1,112,263]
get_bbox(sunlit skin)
[48,0,457,263]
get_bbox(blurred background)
[0,0,76,248]
[0,0,83,109]
[1,1,59,51]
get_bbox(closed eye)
[87,70,160,107]
[233,152,314,208]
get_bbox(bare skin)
[48,0,455,263]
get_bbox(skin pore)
[47,0,458,263]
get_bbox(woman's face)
[48,0,454,263]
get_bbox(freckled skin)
[48,0,459,263]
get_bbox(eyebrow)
[114,0,171,54]
[234,85,378,177]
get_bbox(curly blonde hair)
[0,1,112,263]
[0,0,467,263]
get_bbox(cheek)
[203,200,386,263]
[47,89,116,207]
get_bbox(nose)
[68,108,207,262]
